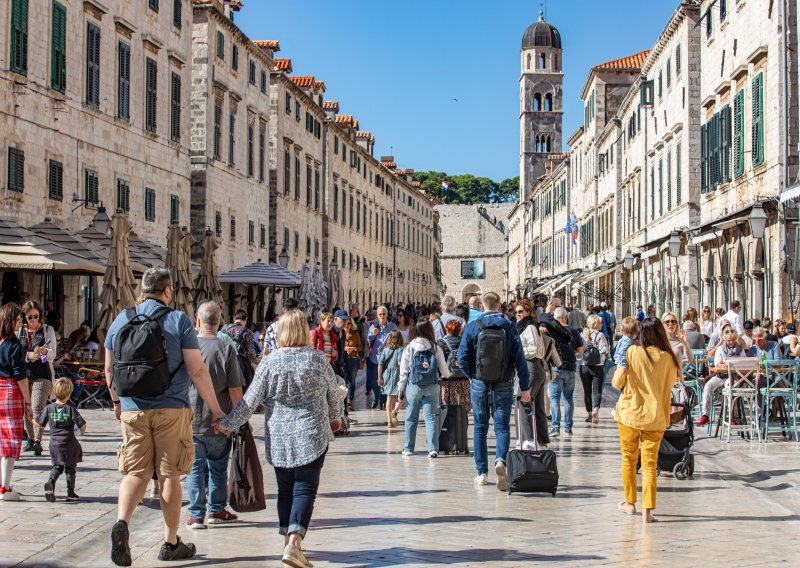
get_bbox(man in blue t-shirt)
[104,268,224,566]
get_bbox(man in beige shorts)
[104,268,225,565]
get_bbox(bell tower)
[519,7,563,203]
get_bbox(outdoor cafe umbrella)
[165,224,194,319]
[327,267,338,309]
[313,264,328,309]
[194,229,223,307]
[96,213,138,345]
[298,263,313,311]
[176,227,195,320]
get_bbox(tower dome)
[521,11,561,50]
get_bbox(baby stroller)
[659,382,696,479]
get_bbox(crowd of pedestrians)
[3,265,800,563]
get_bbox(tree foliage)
[411,171,518,204]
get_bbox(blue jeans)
[366,360,384,403]
[403,383,440,453]
[470,379,513,475]
[345,357,360,402]
[186,435,233,519]
[274,448,327,538]
[549,370,576,430]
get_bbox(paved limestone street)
[2,371,800,568]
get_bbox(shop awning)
[0,219,106,274]
[531,272,573,295]
[690,232,721,246]
[551,275,573,295]
[574,264,617,282]
[781,184,800,203]
[219,261,302,288]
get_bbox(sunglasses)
[25,314,40,320]
[664,320,677,325]
[724,330,736,335]
[515,309,526,314]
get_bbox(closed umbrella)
[312,264,328,310]
[96,213,138,346]
[176,227,195,320]
[298,263,313,311]
[194,229,223,307]
[335,269,345,308]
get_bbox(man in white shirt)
[434,296,466,342]
[721,300,745,336]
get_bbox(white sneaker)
[0,489,21,501]
[522,441,537,451]
[401,450,413,456]
[495,461,508,492]
[428,451,438,458]
[474,474,488,486]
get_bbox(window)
[260,70,267,94]
[752,72,764,167]
[720,0,727,21]
[314,239,319,259]
[306,236,311,258]
[676,44,682,76]
[232,44,239,71]
[666,151,672,211]
[216,31,224,60]
[294,231,299,255]
[342,191,347,225]
[283,228,289,250]
[170,194,179,224]
[149,0,159,12]
[356,201,361,231]
[51,2,66,92]
[10,0,28,75]
[294,157,300,199]
[285,93,291,114]
[349,193,354,228]
[145,188,156,221]
[215,211,222,236]
[170,72,181,142]
[334,136,339,154]
[658,71,663,98]
[249,60,256,85]
[145,58,157,132]
[676,143,682,205]
[213,101,221,159]
[116,179,130,212]
[84,168,98,205]
[342,145,346,162]
[306,165,312,206]
[666,60,671,88]
[248,221,255,245]
[283,149,290,195]
[86,23,101,106]
[247,122,254,177]
[118,42,131,120]
[48,159,63,200]
[706,9,713,38]
[295,101,300,122]
[333,185,339,221]
[258,128,265,182]
[733,89,745,178]
[314,170,320,210]
[701,105,731,192]
[228,112,235,165]
[230,216,236,240]
[7,148,24,192]
[260,224,266,248]
[173,0,182,28]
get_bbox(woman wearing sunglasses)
[696,328,745,427]
[19,301,57,457]
[699,307,715,338]
[661,312,691,364]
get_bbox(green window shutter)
[8,148,24,192]
[170,72,181,142]
[658,158,663,216]
[217,32,224,60]
[733,89,745,178]
[118,42,131,120]
[667,151,672,211]
[229,113,235,165]
[650,166,655,219]
[213,103,221,159]
[676,143,682,205]
[752,72,764,167]
[721,105,731,182]
[51,2,66,92]
[86,23,101,106]
[145,58,157,132]
[676,44,681,75]
[11,0,28,75]
[701,123,707,193]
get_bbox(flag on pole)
[441,180,450,192]
[564,210,579,244]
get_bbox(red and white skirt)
[0,378,24,459]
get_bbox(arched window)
[535,135,541,153]
[554,54,559,71]
[544,93,553,111]
[540,53,547,69]
[533,93,542,112]
[527,53,531,70]
[546,135,552,153]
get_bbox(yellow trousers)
[617,422,664,510]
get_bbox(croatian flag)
[565,211,579,244]
[441,180,450,192]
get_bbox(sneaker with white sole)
[564,428,573,437]
[186,518,206,530]
[474,473,488,486]
[206,509,238,524]
[549,427,560,438]
[282,544,313,568]
[495,461,508,492]
[0,488,21,501]
[401,450,413,456]
[522,441,537,451]
[428,451,438,458]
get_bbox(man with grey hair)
[551,307,583,437]
[186,301,244,529]
[434,296,466,342]
[104,267,225,565]
[746,327,782,360]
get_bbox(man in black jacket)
[538,298,571,347]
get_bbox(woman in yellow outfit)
[612,317,681,523]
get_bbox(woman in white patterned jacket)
[219,309,343,568]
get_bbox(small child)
[378,330,404,428]
[611,318,639,420]
[35,378,86,502]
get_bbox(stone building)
[190,0,273,273]
[438,203,513,302]
[1,0,193,327]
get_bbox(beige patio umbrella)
[96,212,138,346]
[166,225,195,320]
[194,229,223,307]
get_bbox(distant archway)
[461,283,482,303]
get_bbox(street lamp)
[93,205,111,233]
[329,258,338,273]
[278,248,289,269]
[749,202,768,240]
[387,269,393,281]
[668,230,681,258]
[600,259,609,272]
[623,249,635,270]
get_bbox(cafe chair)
[761,360,799,443]
[720,358,761,443]
[75,368,111,410]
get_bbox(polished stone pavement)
[2,372,800,567]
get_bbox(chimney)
[322,100,339,120]
[223,0,241,20]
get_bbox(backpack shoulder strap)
[475,319,485,331]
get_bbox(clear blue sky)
[237,0,678,181]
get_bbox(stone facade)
[437,203,513,302]
[189,3,273,274]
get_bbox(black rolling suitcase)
[506,401,558,495]
[438,404,469,455]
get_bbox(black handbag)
[227,423,266,512]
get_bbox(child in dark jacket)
[35,378,86,502]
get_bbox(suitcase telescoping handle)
[516,398,540,451]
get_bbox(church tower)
[519,8,563,203]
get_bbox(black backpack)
[475,319,507,383]
[583,331,603,366]
[112,306,183,398]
